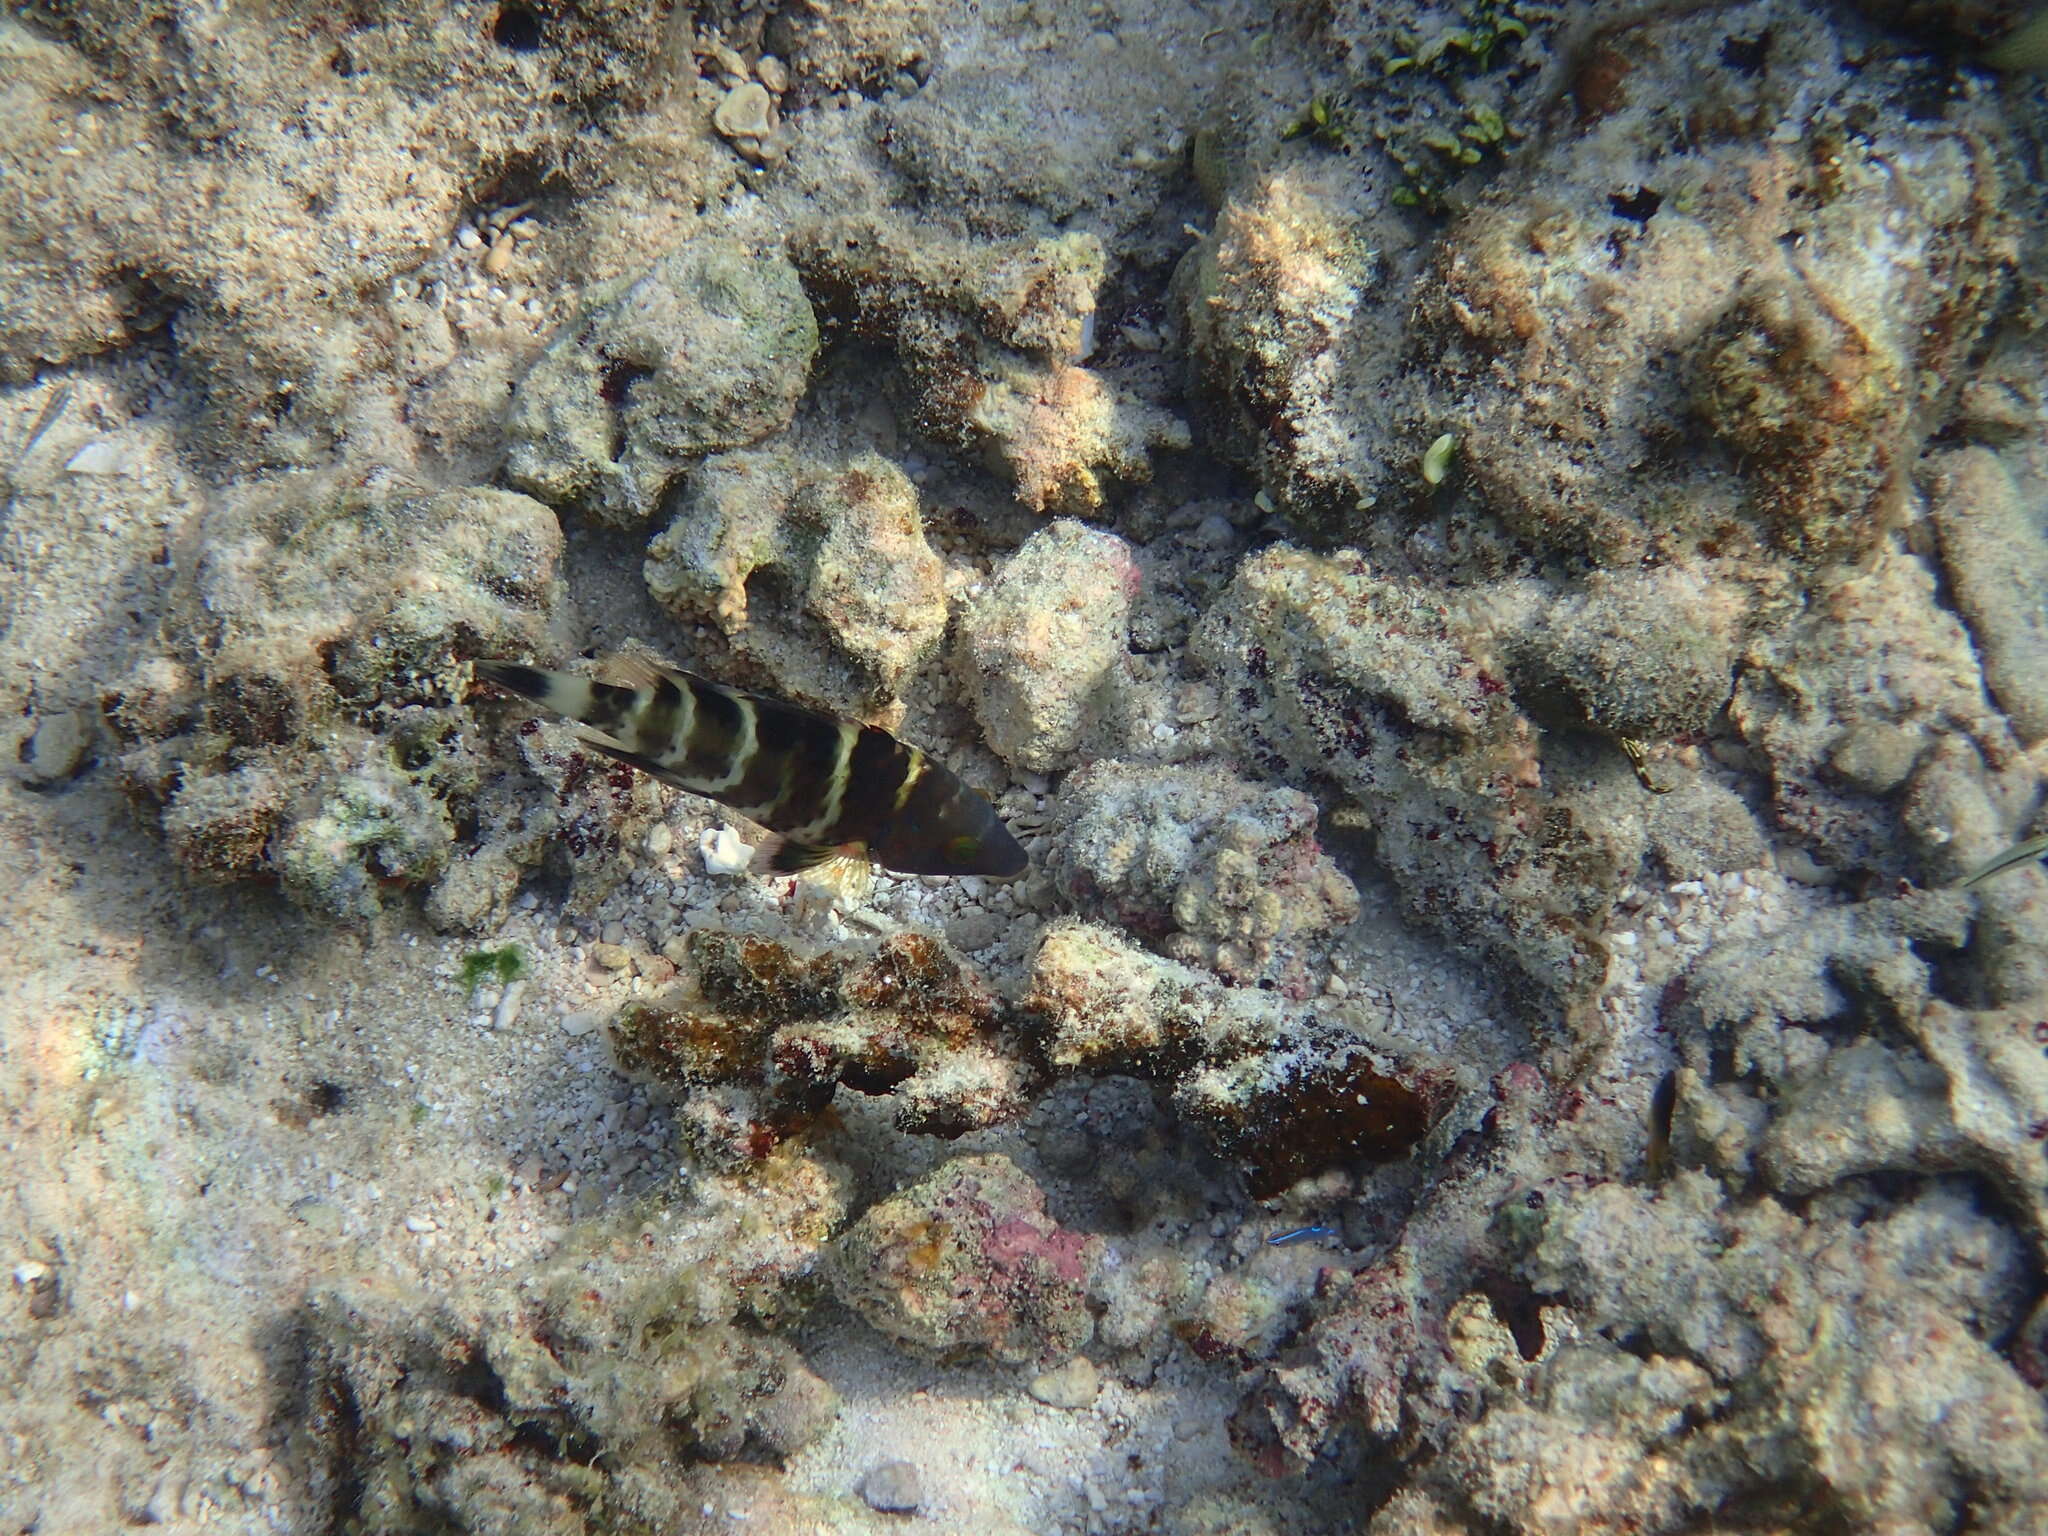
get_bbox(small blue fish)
[1266,1223,1336,1247]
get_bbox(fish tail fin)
[476,660,645,745]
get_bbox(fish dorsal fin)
[601,649,679,694]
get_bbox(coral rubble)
[504,234,819,526]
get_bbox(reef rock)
[1046,758,1358,989]
[504,233,819,525]
[1195,545,1641,1029]
[1415,6,2013,569]
[1928,447,2048,747]
[793,217,1187,513]
[958,519,1140,773]
[644,447,946,720]
[105,480,570,927]
[608,929,1032,1151]
[1023,921,1455,1197]
[1731,548,2027,878]
[1667,888,2048,1248]
[0,2,730,468]
[293,1165,847,1529]
[827,1153,1099,1367]
[1510,1176,2048,1533]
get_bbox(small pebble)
[15,710,95,785]
[712,80,775,139]
[558,1010,602,1036]
[404,1213,437,1234]
[590,942,631,971]
[755,53,789,92]
[492,979,527,1031]
[945,913,1001,953]
[857,1461,924,1515]
[646,823,673,857]
[1027,1356,1099,1409]
[64,441,127,475]
[456,225,482,249]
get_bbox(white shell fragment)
[712,81,774,140]
[492,979,526,1031]
[64,440,130,475]
[700,825,752,876]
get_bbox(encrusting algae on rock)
[15,0,2048,1529]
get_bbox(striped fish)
[475,657,1028,880]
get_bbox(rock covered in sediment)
[1507,1175,2048,1533]
[1194,545,1641,1029]
[958,519,1140,773]
[1665,888,2048,1247]
[1249,1038,2048,1531]
[1022,921,1456,1197]
[504,233,818,525]
[1173,156,1404,529]
[643,448,946,721]
[0,3,726,467]
[1928,447,2048,747]
[792,217,1186,513]
[1045,758,1358,989]
[293,1164,848,1526]
[607,929,1032,1153]
[103,480,570,927]
[1500,568,1741,743]
[1410,6,2014,570]
[1731,548,2028,879]
[826,1153,1099,1367]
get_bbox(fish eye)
[946,834,980,865]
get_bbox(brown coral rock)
[827,1154,1099,1367]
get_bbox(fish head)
[873,768,1029,880]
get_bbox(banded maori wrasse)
[476,657,1028,880]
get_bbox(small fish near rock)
[475,657,1027,880]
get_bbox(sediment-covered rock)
[104,480,571,927]
[505,234,819,526]
[644,447,945,721]
[826,1153,1099,1367]
[957,519,1140,772]
[1045,759,1358,989]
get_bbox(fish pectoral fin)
[754,835,848,875]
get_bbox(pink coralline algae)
[826,1154,1100,1368]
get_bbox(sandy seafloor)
[5,1,2048,1533]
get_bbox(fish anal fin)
[563,719,638,758]
[755,834,849,875]
[558,725,700,796]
